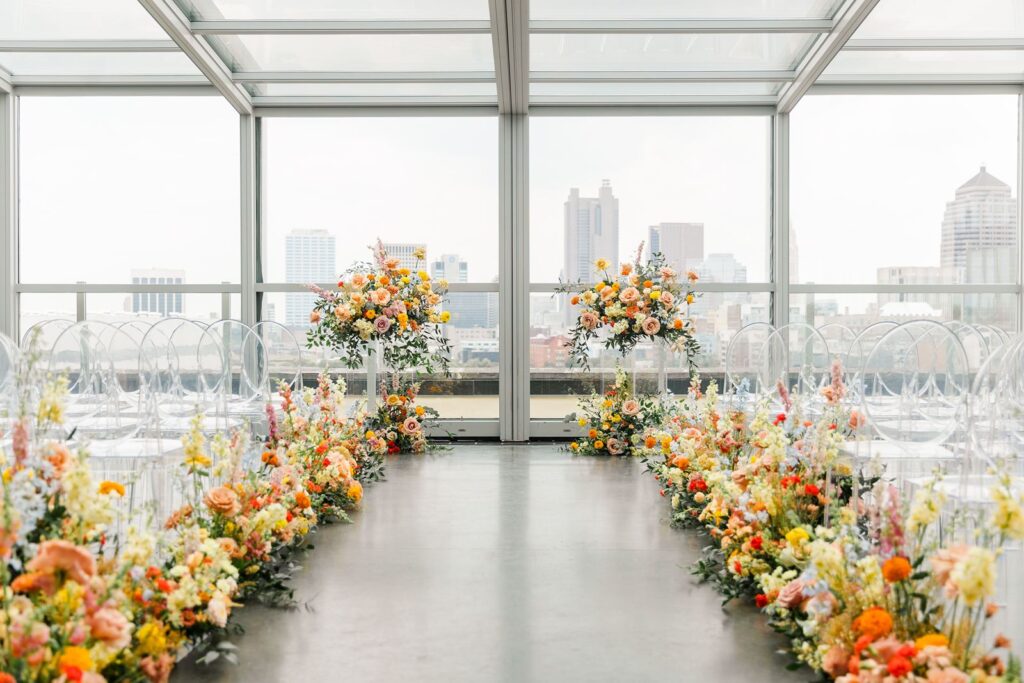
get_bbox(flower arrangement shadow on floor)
[638,366,1023,682]
[0,342,386,682]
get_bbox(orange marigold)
[853,607,893,640]
[914,633,949,650]
[882,556,912,583]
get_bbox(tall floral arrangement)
[557,246,701,375]
[567,368,664,457]
[306,240,452,374]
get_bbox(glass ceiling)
[0,0,1021,109]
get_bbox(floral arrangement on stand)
[365,374,442,455]
[639,363,1023,681]
[306,240,452,374]
[556,247,701,375]
[0,342,386,681]
[567,368,664,457]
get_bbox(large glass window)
[262,117,499,421]
[790,94,1019,286]
[19,96,240,285]
[529,115,772,424]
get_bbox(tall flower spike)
[776,379,792,412]
[634,241,645,267]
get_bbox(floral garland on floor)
[0,342,385,682]
[639,366,1023,682]
[306,239,452,374]
[567,368,664,457]
[365,374,441,455]
[556,247,701,375]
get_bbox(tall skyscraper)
[381,242,427,271]
[647,222,704,274]
[563,180,619,284]
[699,253,748,284]
[940,166,1017,275]
[286,229,336,328]
[130,268,184,317]
[431,254,491,329]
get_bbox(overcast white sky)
[16,92,1019,321]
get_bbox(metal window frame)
[0,91,16,338]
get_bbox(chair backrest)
[724,321,774,394]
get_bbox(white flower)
[950,546,996,605]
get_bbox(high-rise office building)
[940,166,1017,274]
[431,253,491,328]
[286,229,336,328]
[699,253,748,284]
[381,242,427,271]
[130,268,185,317]
[563,180,619,284]
[647,222,704,274]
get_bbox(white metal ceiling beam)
[0,66,11,94]
[530,19,834,33]
[530,95,779,106]
[845,38,1024,50]
[490,0,528,113]
[11,74,210,86]
[489,0,512,112]
[0,40,180,52]
[252,95,498,107]
[777,0,882,114]
[233,71,495,83]
[533,70,796,82]
[816,73,1024,85]
[192,20,491,35]
[137,0,252,114]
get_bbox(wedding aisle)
[172,445,804,683]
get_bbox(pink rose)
[27,540,96,585]
[659,291,674,307]
[370,288,392,306]
[580,311,599,330]
[618,287,641,304]
[641,317,661,335]
[402,417,421,434]
[621,399,640,416]
[931,545,970,597]
[606,438,625,455]
[660,267,676,280]
[374,316,392,334]
[776,578,807,610]
[88,607,131,650]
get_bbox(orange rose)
[882,556,912,583]
[294,491,311,509]
[853,607,893,640]
[27,540,96,586]
[204,486,241,517]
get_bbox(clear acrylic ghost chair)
[974,323,1009,354]
[846,321,900,407]
[944,321,991,375]
[21,319,74,368]
[47,322,117,437]
[757,323,831,414]
[859,320,970,485]
[206,319,269,436]
[724,322,774,396]
[253,321,303,407]
[0,333,18,442]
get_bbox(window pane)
[177,0,489,21]
[263,117,499,286]
[0,0,167,40]
[18,294,75,343]
[211,34,495,72]
[790,292,1017,333]
[529,81,781,103]
[86,292,239,324]
[529,116,770,283]
[855,0,1024,39]
[0,52,202,76]
[791,95,1018,284]
[532,0,843,20]
[825,50,1024,76]
[246,82,496,100]
[19,97,240,284]
[531,34,816,72]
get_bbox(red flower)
[688,478,708,493]
[750,536,764,551]
[733,561,743,574]
[755,594,769,608]
[315,441,328,455]
[773,413,787,425]
[804,484,820,497]
[896,644,917,659]
[886,656,913,677]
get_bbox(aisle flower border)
[0,340,387,682]
[638,368,1023,682]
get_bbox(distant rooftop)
[958,166,1010,192]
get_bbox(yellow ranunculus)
[595,258,609,270]
[577,418,587,427]
[785,527,810,546]
[440,311,451,323]
[649,290,661,300]
[418,270,430,281]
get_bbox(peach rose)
[621,399,640,416]
[140,653,175,683]
[606,438,626,455]
[350,273,368,289]
[822,644,850,677]
[27,540,96,586]
[931,545,970,597]
[374,316,392,334]
[309,309,321,324]
[776,578,807,610]
[204,486,241,517]
[580,311,599,330]
[88,607,131,650]
[370,288,391,306]
[659,291,674,308]
[402,417,422,434]
[618,287,641,304]
[641,317,661,335]
[45,443,73,478]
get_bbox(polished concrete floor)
[172,445,805,683]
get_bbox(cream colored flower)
[950,546,996,605]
